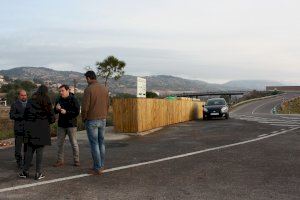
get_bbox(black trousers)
[15,135,27,166]
[23,144,44,173]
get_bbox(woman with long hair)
[19,85,55,180]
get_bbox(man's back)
[82,81,109,121]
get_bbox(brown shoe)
[88,169,102,175]
[74,161,80,167]
[98,167,105,174]
[53,161,64,167]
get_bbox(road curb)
[0,126,131,150]
[122,127,164,136]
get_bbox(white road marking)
[270,124,300,127]
[0,127,299,193]
[232,114,300,128]
[258,134,268,137]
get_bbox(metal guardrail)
[175,91,249,98]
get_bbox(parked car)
[203,98,229,120]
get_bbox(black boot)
[35,173,45,180]
[19,171,29,178]
[17,162,22,170]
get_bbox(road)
[0,93,300,200]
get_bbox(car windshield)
[206,99,226,106]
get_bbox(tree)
[146,91,159,98]
[115,93,136,98]
[3,75,10,82]
[96,56,126,86]
[220,94,231,104]
[33,78,44,85]
[5,90,18,105]
[0,80,37,105]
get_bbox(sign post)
[137,77,146,98]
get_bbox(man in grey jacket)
[9,89,28,169]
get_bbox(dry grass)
[278,97,300,114]
[0,106,114,140]
[0,118,14,140]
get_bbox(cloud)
[0,0,300,84]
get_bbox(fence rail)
[112,98,204,133]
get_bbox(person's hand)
[61,109,67,114]
[56,103,61,111]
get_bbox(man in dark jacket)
[9,89,28,169]
[53,85,80,167]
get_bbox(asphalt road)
[0,93,300,200]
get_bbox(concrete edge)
[120,127,164,136]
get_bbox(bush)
[146,91,159,98]
[0,130,14,140]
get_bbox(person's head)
[18,90,27,102]
[33,85,52,112]
[84,71,97,84]
[36,85,49,96]
[59,85,70,98]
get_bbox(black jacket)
[24,98,55,146]
[9,100,27,136]
[54,95,80,128]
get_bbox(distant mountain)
[0,66,85,86]
[223,80,284,91]
[0,67,284,95]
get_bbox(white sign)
[137,77,146,98]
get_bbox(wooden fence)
[112,98,204,133]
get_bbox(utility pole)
[73,79,78,94]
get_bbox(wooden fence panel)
[113,98,203,133]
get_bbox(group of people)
[9,71,109,180]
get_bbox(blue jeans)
[85,119,106,171]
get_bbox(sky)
[0,0,300,84]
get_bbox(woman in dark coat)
[19,85,55,180]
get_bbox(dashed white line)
[0,127,299,193]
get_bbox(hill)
[0,67,283,95]
[223,80,284,91]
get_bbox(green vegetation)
[114,93,136,98]
[0,130,14,140]
[146,91,159,98]
[95,55,126,86]
[0,80,37,105]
